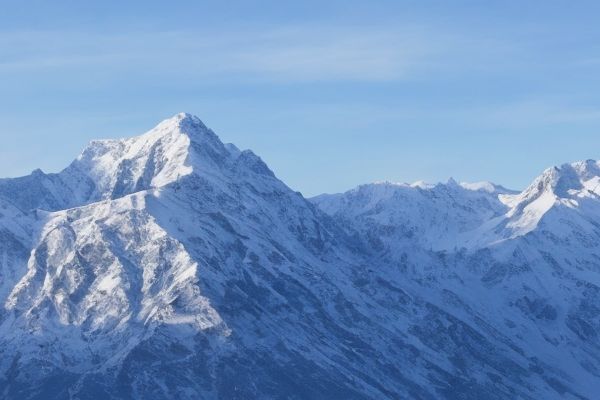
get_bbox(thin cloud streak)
[0,25,495,83]
[467,100,600,127]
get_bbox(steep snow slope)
[0,114,599,399]
[0,114,387,399]
[494,160,600,238]
[0,198,32,307]
[313,163,600,399]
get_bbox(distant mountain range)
[0,113,598,399]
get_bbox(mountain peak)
[173,111,197,120]
[569,158,600,181]
[146,112,217,143]
[446,177,459,186]
[523,159,600,200]
[0,113,277,213]
[64,113,233,203]
[486,159,600,241]
[459,180,517,194]
[157,112,206,130]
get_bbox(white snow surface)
[0,113,599,399]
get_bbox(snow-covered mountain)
[312,179,517,251]
[0,113,599,399]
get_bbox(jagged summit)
[446,176,459,187]
[503,159,600,213]
[145,112,217,143]
[0,113,276,213]
[68,113,211,201]
[312,177,512,250]
[167,111,204,125]
[459,180,515,194]
[520,159,600,199]
[477,159,600,241]
[76,112,275,189]
[74,112,220,167]
[351,178,515,194]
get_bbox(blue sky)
[2,1,600,196]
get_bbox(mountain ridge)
[0,113,599,399]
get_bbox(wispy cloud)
[467,99,600,127]
[220,27,427,81]
[0,26,435,82]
